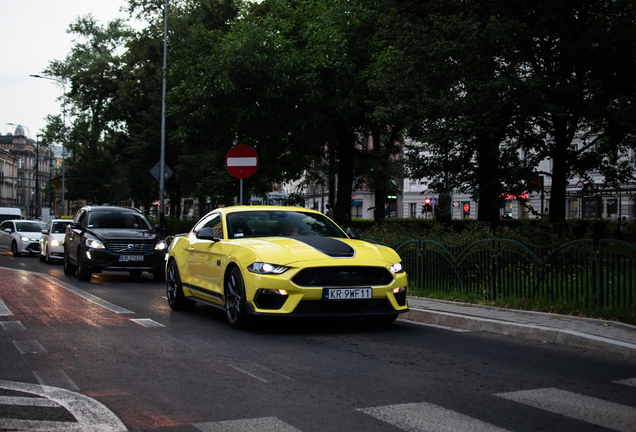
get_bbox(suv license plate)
[119,255,144,262]
[325,288,372,300]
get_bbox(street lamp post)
[30,74,66,217]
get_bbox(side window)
[75,210,87,227]
[0,221,11,232]
[195,214,224,239]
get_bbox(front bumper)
[80,248,167,274]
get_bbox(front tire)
[225,267,250,330]
[166,261,195,311]
[63,249,76,275]
[39,249,45,261]
[11,242,20,257]
[76,251,91,281]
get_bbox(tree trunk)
[334,122,355,226]
[476,139,502,225]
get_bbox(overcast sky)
[0,0,147,139]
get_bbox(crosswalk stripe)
[33,370,80,392]
[495,388,636,432]
[130,318,165,328]
[358,402,510,432]
[0,298,12,316]
[0,320,25,331]
[194,417,302,431]
[613,378,636,388]
[0,395,60,407]
[13,340,47,354]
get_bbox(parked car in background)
[0,220,46,257]
[39,219,73,263]
[63,206,167,282]
[166,206,409,329]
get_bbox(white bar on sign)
[227,157,257,167]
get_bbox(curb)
[401,308,636,357]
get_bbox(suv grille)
[107,242,154,254]
[292,266,393,287]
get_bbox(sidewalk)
[402,296,636,357]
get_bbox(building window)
[17,175,22,186]
[19,159,23,169]
[351,203,362,219]
[583,198,600,218]
[568,200,579,218]
[18,194,22,204]
[606,199,617,218]
[409,203,417,219]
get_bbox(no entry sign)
[225,145,259,179]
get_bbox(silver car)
[39,219,73,263]
[0,220,46,257]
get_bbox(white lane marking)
[0,380,127,431]
[130,318,165,328]
[495,388,636,432]
[0,298,12,316]
[1,320,25,331]
[33,370,80,391]
[195,417,301,432]
[0,395,60,407]
[397,318,471,332]
[228,363,295,383]
[613,378,636,388]
[13,340,47,354]
[0,266,134,314]
[358,402,510,432]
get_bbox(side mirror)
[196,227,220,241]
[71,222,82,230]
[4,228,11,234]
[346,227,360,239]
[41,230,47,234]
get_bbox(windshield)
[226,210,346,239]
[51,221,72,234]
[87,212,152,230]
[15,222,46,232]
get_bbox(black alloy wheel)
[166,261,195,311]
[45,247,53,264]
[76,250,92,281]
[63,249,76,275]
[11,242,20,257]
[39,248,45,261]
[225,267,250,330]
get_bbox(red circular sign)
[225,145,259,179]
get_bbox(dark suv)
[63,206,167,282]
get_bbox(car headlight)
[85,238,105,249]
[50,239,61,247]
[248,262,290,275]
[388,262,404,274]
[154,240,167,250]
[20,236,37,243]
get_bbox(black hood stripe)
[289,237,355,258]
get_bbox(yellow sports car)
[165,206,408,328]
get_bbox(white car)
[0,220,46,257]
[39,219,73,263]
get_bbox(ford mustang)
[166,206,408,329]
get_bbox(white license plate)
[324,288,372,300]
[119,255,144,262]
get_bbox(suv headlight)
[388,262,404,274]
[20,236,38,243]
[85,238,105,249]
[154,240,167,250]
[248,262,290,275]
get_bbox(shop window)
[583,198,600,218]
[462,202,471,219]
[351,203,362,219]
[409,203,417,219]
[568,200,579,218]
[606,199,617,218]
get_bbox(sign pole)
[240,179,243,205]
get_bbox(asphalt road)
[1,252,636,432]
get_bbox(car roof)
[216,205,324,216]
[83,206,142,213]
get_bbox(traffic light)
[424,197,432,212]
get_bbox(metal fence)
[389,239,636,311]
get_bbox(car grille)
[107,242,154,254]
[294,298,393,313]
[292,266,393,287]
